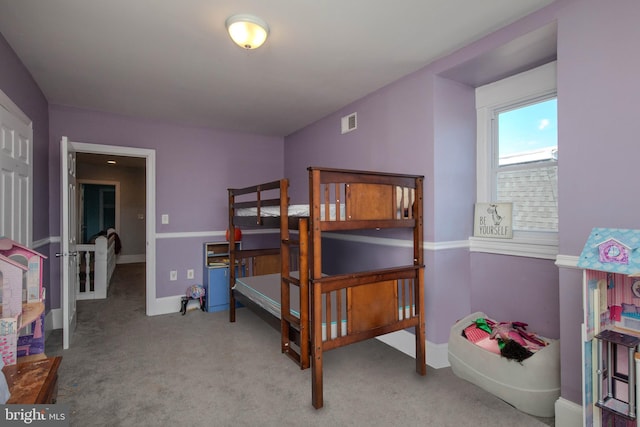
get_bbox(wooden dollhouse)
[0,238,47,365]
[579,228,640,427]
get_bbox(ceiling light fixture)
[225,14,269,50]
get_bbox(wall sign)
[473,203,513,239]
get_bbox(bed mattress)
[237,204,345,220]
[234,273,415,340]
[448,311,560,418]
[234,273,347,340]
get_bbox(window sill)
[469,232,558,260]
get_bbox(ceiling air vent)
[341,112,357,134]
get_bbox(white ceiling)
[0,0,555,137]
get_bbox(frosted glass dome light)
[226,14,269,50]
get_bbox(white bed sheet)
[236,204,345,220]
[234,273,415,341]
[234,272,347,340]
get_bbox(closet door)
[0,94,32,246]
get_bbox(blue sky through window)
[498,98,557,158]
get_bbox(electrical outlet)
[170,270,177,281]
[187,269,194,279]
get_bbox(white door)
[0,101,32,246]
[61,136,78,349]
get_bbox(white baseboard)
[49,296,450,370]
[116,254,146,264]
[46,308,62,331]
[554,397,582,426]
[145,300,450,369]
[47,297,181,330]
[379,329,583,422]
[376,329,450,369]
[147,295,183,316]
[48,280,579,423]
[46,296,182,330]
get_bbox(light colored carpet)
[46,263,554,426]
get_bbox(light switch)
[161,214,169,224]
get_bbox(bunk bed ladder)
[280,189,310,369]
[228,189,237,323]
[281,220,310,369]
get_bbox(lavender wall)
[48,105,284,300]
[432,76,476,242]
[558,268,583,404]
[282,14,560,345]
[429,77,477,343]
[557,0,640,255]
[471,254,559,338]
[288,0,640,408]
[0,34,52,309]
[283,0,567,400]
[555,0,640,405]
[421,249,470,343]
[0,35,50,241]
[284,69,433,204]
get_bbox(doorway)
[79,182,119,244]
[63,140,156,317]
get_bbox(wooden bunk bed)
[227,167,425,409]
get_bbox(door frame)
[63,140,156,315]
[78,180,121,243]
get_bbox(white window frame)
[471,61,558,260]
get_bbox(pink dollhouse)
[0,254,26,365]
[579,228,640,427]
[0,238,47,365]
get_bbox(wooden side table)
[2,356,62,404]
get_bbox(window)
[474,62,558,259]
[495,97,557,232]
